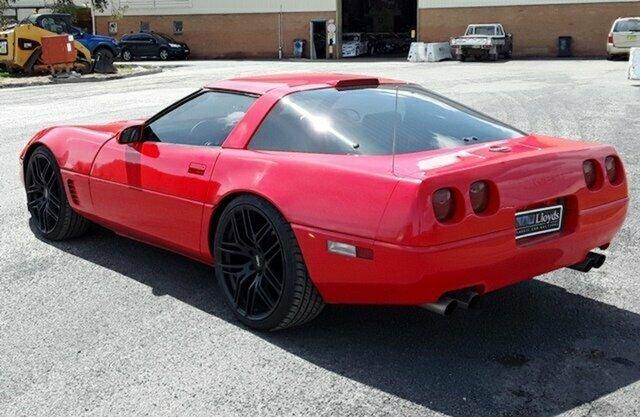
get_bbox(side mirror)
[118,125,144,144]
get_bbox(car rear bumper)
[293,197,628,305]
[607,43,632,55]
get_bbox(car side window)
[144,91,256,147]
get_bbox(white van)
[607,17,640,59]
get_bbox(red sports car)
[20,73,628,331]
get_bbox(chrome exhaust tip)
[420,297,457,316]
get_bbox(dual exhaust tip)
[420,291,481,316]
[422,251,606,316]
[569,251,606,273]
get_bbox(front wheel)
[25,147,89,240]
[214,195,324,331]
[94,48,114,62]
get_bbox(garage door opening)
[310,20,327,59]
[340,0,417,58]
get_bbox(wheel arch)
[206,190,288,259]
[93,44,116,57]
[21,142,52,180]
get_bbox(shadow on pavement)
[40,224,640,417]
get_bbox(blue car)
[26,14,119,60]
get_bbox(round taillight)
[605,156,618,184]
[432,188,455,222]
[583,160,597,190]
[469,181,489,214]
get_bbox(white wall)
[97,0,337,16]
[420,0,639,7]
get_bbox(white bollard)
[629,47,640,80]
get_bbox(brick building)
[93,0,640,58]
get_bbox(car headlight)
[169,43,181,48]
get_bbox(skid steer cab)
[0,14,118,75]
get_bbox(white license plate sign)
[0,40,8,55]
[515,205,563,239]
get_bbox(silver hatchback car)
[608,17,640,59]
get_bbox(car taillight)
[583,160,598,189]
[605,155,619,184]
[433,188,455,222]
[469,181,489,214]
[608,34,614,44]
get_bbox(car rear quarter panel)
[208,149,399,241]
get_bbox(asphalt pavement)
[1,59,639,417]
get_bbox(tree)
[50,0,110,13]
[1,1,119,28]
[0,1,110,20]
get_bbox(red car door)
[89,90,257,259]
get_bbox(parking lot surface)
[1,59,639,417]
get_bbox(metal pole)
[278,4,283,59]
[90,1,96,35]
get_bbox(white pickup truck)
[450,24,513,62]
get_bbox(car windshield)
[469,26,497,36]
[344,34,360,42]
[614,19,640,32]
[249,85,524,155]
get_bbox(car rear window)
[614,19,640,32]
[467,26,497,36]
[249,86,524,155]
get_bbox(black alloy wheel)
[218,204,285,320]
[214,195,324,331]
[25,147,89,240]
[26,151,63,234]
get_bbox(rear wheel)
[214,195,324,331]
[121,49,133,61]
[159,48,169,61]
[25,147,89,240]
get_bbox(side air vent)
[67,179,80,205]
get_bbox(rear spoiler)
[334,78,380,89]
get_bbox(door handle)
[188,162,207,176]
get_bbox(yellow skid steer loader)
[0,15,113,75]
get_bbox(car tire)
[121,49,133,61]
[159,48,169,61]
[25,147,89,241]
[94,47,114,62]
[213,195,325,331]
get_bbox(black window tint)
[249,86,523,155]
[145,91,255,147]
